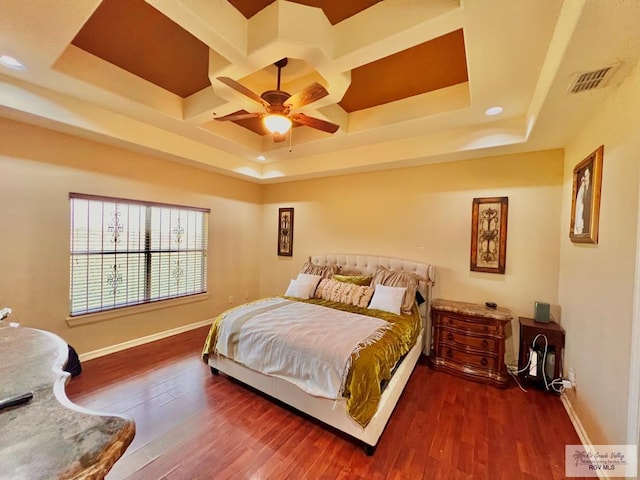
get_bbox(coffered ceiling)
[1,1,639,183]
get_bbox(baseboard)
[561,393,609,480]
[78,319,214,362]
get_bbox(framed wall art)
[570,145,604,244]
[277,207,294,256]
[470,196,508,274]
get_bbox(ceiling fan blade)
[214,112,261,122]
[284,82,329,110]
[290,113,339,134]
[217,77,270,109]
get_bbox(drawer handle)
[448,318,454,325]
[447,333,454,341]
[483,326,489,332]
[480,357,488,366]
[446,349,453,358]
[481,339,489,347]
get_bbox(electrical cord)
[535,333,565,394]
[513,333,565,394]
[507,365,528,392]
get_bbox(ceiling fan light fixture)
[263,114,292,135]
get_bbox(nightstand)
[428,299,512,388]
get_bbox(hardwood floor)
[66,326,585,480]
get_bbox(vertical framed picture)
[470,197,508,274]
[570,145,604,244]
[277,207,294,256]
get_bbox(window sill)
[66,293,209,327]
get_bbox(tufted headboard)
[309,254,436,354]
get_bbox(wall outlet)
[562,379,573,389]
[568,368,576,387]
[228,296,234,304]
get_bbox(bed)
[201,254,436,454]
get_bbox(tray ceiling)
[1,0,640,183]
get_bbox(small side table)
[517,316,565,392]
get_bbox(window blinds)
[69,193,209,316]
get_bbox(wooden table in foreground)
[0,323,135,480]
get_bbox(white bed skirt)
[208,329,424,450]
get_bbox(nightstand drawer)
[440,345,498,371]
[442,314,498,334]
[442,329,498,352]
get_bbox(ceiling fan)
[214,58,339,142]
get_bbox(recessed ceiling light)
[256,155,266,161]
[485,106,503,116]
[0,55,25,70]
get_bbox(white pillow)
[296,273,322,292]
[368,284,407,315]
[285,278,317,299]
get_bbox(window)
[70,193,209,316]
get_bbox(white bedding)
[215,297,390,399]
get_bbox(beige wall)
[559,60,640,444]
[5,79,636,450]
[0,118,263,354]
[261,149,564,363]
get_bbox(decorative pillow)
[370,266,419,314]
[284,278,318,299]
[315,278,347,301]
[314,278,328,299]
[333,274,372,286]
[300,261,338,280]
[315,278,374,309]
[368,284,406,315]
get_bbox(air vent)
[569,66,617,93]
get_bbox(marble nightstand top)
[431,298,513,322]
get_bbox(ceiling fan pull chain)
[289,127,293,152]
